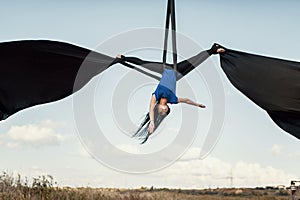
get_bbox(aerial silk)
[219,46,300,139]
[119,45,300,140]
[0,40,299,140]
[0,40,211,121]
[0,40,117,119]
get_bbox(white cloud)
[233,162,292,186]
[1,121,64,148]
[70,145,295,188]
[6,142,20,149]
[269,144,283,156]
[154,155,295,188]
[137,147,295,188]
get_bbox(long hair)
[132,103,170,144]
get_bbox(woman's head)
[157,97,169,115]
[132,103,170,144]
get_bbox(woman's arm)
[148,94,157,133]
[178,97,205,108]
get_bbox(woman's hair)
[132,103,170,144]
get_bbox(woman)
[117,44,225,143]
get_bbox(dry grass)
[0,172,290,200]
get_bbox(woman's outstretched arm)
[178,97,205,108]
[148,94,157,134]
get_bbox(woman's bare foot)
[217,48,225,53]
[209,43,225,54]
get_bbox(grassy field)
[0,172,290,200]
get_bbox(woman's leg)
[119,61,161,81]
[122,56,165,75]
[176,50,210,80]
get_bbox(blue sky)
[0,0,299,188]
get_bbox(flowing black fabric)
[0,40,212,120]
[0,40,118,120]
[120,49,211,80]
[2,40,298,141]
[162,0,178,70]
[219,46,300,139]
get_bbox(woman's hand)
[198,103,206,108]
[148,121,155,134]
[116,54,122,58]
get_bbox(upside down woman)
[116,44,225,143]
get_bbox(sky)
[0,0,300,188]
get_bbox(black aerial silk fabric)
[119,49,211,80]
[0,40,118,119]
[219,46,300,139]
[0,40,211,120]
[1,40,299,140]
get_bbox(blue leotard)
[153,69,178,104]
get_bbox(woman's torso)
[159,68,176,93]
[153,69,178,104]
